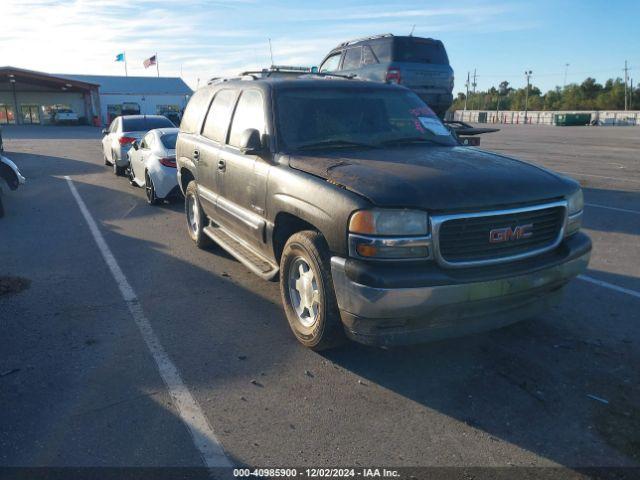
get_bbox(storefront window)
[21,104,41,124]
[0,104,16,124]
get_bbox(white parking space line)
[578,275,640,300]
[64,176,231,468]
[585,203,640,215]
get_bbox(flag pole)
[124,51,128,77]
[156,52,159,78]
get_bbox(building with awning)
[0,66,192,126]
[0,66,100,125]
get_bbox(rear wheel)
[280,230,345,350]
[112,155,125,176]
[145,170,159,205]
[184,181,211,248]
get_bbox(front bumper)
[331,233,591,346]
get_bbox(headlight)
[348,209,431,259]
[565,189,583,237]
[567,189,583,215]
[349,209,428,236]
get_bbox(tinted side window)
[180,88,211,134]
[320,52,342,72]
[202,90,237,143]
[341,47,362,70]
[371,42,392,63]
[228,90,265,148]
[123,117,173,131]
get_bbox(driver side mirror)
[132,140,139,150]
[239,128,264,155]
[101,129,108,135]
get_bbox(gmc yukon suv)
[176,76,591,350]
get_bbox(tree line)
[452,77,638,111]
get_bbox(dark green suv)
[176,76,590,350]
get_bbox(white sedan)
[127,128,181,205]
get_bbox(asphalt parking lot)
[1,124,639,473]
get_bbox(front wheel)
[184,181,211,249]
[113,155,125,176]
[279,230,345,350]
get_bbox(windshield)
[276,87,456,151]
[160,132,178,149]
[123,117,175,131]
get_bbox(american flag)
[143,55,157,68]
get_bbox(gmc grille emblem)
[489,224,533,243]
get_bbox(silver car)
[101,115,175,176]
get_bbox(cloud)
[1,0,521,89]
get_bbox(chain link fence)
[451,110,640,126]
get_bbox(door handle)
[218,159,226,171]
[193,149,200,161]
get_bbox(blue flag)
[115,53,125,62]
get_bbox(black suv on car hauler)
[176,76,591,350]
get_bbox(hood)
[289,146,577,212]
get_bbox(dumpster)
[553,113,591,126]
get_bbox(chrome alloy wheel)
[288,257,320,328]
[186,193,199,236]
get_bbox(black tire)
[145,171,159,205]
[279,230,345,350]
[184,181,211,248]
[112,151,125,176]
[128,165,136,185]
[104,154,110,166]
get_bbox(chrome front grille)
[432,201,567,268]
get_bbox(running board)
[203,224,279,280]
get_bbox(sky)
[2,0,639,95]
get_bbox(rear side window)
[370,42,392,63]
[180,88,212,134]
[160,133,178,149]
[341,47,362,70]
[228,90,265,148]
[320,52,342,72]
[202,90,237,143]
[362,46,379,65]
[394,38,449,64]
[123,117,174,131]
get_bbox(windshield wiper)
[296,139,378,151]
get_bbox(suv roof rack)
[338,33,394,48]
[207,74,258,85]
[206,67,358,86]
[299,72,357,80]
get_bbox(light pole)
[464,71,470,111]
[524,70,532,124]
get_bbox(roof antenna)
[409,24,416,36]
[268,38,274,67]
